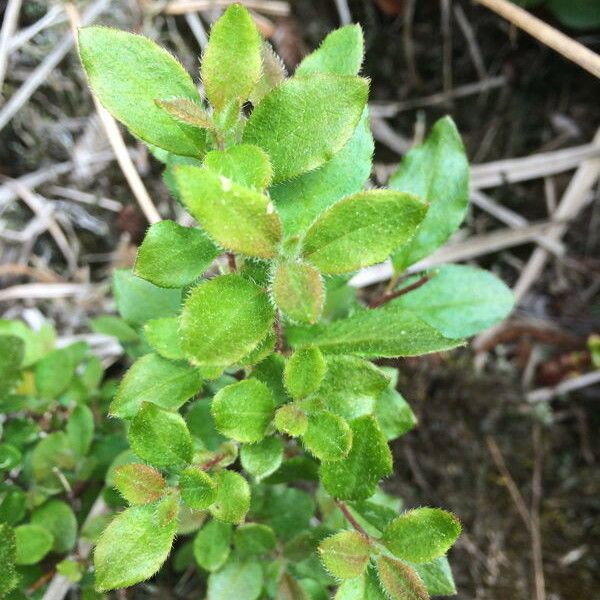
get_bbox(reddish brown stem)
[27,569,56,593]
[274,313,284,354]
[368,273,433,309]
[200,453,226,471]
[226,252,237,273]
[336,500,370,539]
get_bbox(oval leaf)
[113,463,166,505]
[128,403,193,470]
[209,470,251,524]
[375,556,428,600]
[320,415,392,501]
[303,411,352,462]
[240,436,284,480]
[243,73,368,182]
[212,379,275,443]
[392,265,514,338]
[110,353,202,419]
[319,530,371,579]
[201,4,262,110]
[194,519,232,572]
[287,306,463,359]
[207,557,263,600]
[31,500,77,553]
[180,468,218,510]
[274,404,308,437]
[390,116,469,271]
[176,166,281,258]
[134,220,219,289]
[296,24,364,77]
[382,507,461,563]
[273,261,324,324]
[94,501,177,591]
[14,524,53,565]
[79,27,204,156]
[284,346,326,400]
[302,190,428,275]
[181,275,274,367]
[203,145,273,189]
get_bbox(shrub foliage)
[0,5,515,598]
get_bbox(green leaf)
[320,415,392,501]
[287,306,463,359]
[0,320,55,367]
[252,353,289,406]
[31,432,75,493]
[307,355,389,421]
[113,269,182,326]
[35,347,75,398]
[0,335,24,397]
[201,4,261,110]
[94,500,177,591]
[350,497,400,534]
[180,468,218,510]
[393,265,514,338]
[89,315,139,342]
[375,387,417,442]
[128,403,193,470]
[181,275,274,367]
[412,557,456,596]
[296,24,364,76]
[303,411,352,462]
[212,379,275,443]
[81,355,103,390]
[0,524,19,597]
[110,353,202,419]
[134,220,219,289]
[250,42,286,105]
[271,108,374,237]
[302,191,427,275]
[390,117,469,271]
[15,523,53,565]
[209,470,251,524]
[67,404,94,456]
[335,568,387,599]
[319,530,370,579]
[0,444,21,471]
[240,436,283,480]
[176,166,281,258]
[144,317,185,360]
[243,73,368,182]
[0,488,26,525]
[284,347,326,400]
[31,499,77,553]
[203,145,273,189]
[155,98,213,129]
[187,399,226,451]
[273,261,324,324]
[251,486,315,539]
[56,558,84,583]
[194,519,232,572]
[79,27,205,157]
[234,523,276,556]
[113,463,166,505]
[274,403,308,437]
[207,557,264,600]
[382,507,461,563]
[548,0,600,29]
[375,555,428,600]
